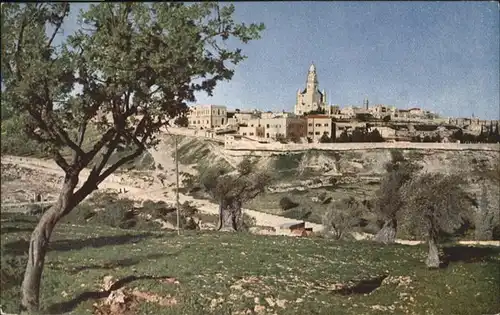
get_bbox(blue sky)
[59,2,499,119]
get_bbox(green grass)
[1,214,499,315]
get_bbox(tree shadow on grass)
[440,245,500,268]
[49,252,178,275]
[333,274,389,295]
[2,232,162,256]
[45,273,177,314]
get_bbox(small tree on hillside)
[373,151,421,244]
[322,197,364,240]
[199,158,271,231]
[319,133,331,143]
[473,163,500,240]
[399,173,472,268]
[1,3,264,311]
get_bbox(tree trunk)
[216,200,242,232]
[20,175,78,313]
[374,218,397,244]
[425,236,440,269]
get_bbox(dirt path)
[1,155,323,231]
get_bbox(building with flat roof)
[306,115,336,142]
[239,117,306,141]
[188,104,227,129]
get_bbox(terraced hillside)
[160,135,499,226]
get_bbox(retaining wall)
[224,142,500,152]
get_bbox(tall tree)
[1,2,264,312]
[373,150,420,244]
[399,173,471,268]
[473,162,500,240]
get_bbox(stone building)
[295,63,327,116]
[188,104,227,129]
[306,115,335,142]
[239,117,306,140]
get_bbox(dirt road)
[1,155,323,232]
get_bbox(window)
[249,132,254,136]
[315,131,320,135]
[315,124,321,127]
[308,123,312,127]
[243,132,247,136]
[324,123,329,127]
[324,132,329,135]
[308,132,314,135]
[266,124,270,128]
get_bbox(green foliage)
[1,1,264,201]
[319,133,332,143]
[237,156,253,176]
[399,173,472,240]
[1,115,49,157]
[322,198,364,240]
[279,196,299,211]
[273,154,301,171]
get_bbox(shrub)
[279,197,299,211]
[322,198,364,240]
[317,192,327,202]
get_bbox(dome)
[309,63,316,72]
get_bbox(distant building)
[295,63,327,116]
[188,104,227,129]
[369,104,396,119]
[306,115,336,142]
[239,117,306,140]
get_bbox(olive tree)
[473,163,500,240]
[1,2,264,312]
[373,151,421,244]
[199,158,270,231]
[322,197,364,240]
[399,173,471,268]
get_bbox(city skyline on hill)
[56,2,499,120]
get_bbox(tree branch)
[46,2,68,48]
[72,122,87,164]
[82,128,117,167]
[90,133,120,178]
[53,151,70,172]
[97,146,143,184]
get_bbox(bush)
[279,197,299,211]
[317,192,327,202]
[322,198,364,240]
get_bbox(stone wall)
[224,141,500,152]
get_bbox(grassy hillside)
[1,214,499,315]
